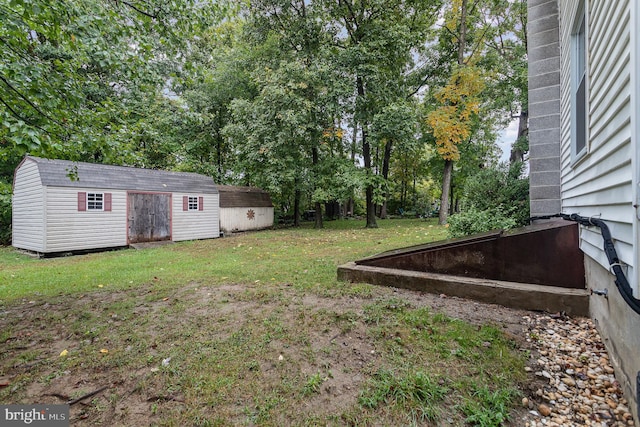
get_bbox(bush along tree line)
[0,0,529,244]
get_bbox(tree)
[426,0,500,225]
[326,0,440,228]
[481,0,528,164]
[0,0,223,161]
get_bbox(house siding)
[172,193,219,242]
[44,187,127,252]
[12,159,45,252]
[558,0,635,282]
[220,207,274,233]
[556,1,640,421]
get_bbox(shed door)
[128,193,171,243]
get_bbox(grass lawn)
[0,218,528,426]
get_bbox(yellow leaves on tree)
[444,0,465,35]
[322,126,344,141]
[427,66,484,161]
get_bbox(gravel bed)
[516,314,636,427]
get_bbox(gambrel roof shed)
[12,156,220,255]
[25,156,219,193]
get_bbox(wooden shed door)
[128,193,171,243]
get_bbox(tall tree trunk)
[357,76,377,228]
[363,129,377,228]
[379,139,393,219]
[510,109,528,164]
[439,160,453,225]
[312,146,323,229]
[294,187,301,227]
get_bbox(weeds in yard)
[302,372,326,396]
[459,384,521,426]
[359,368,448,422]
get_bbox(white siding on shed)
[220,207,274,233]
[44,187,127,252]
[558,0,635,286]
[12,159,45,252]
[172,193,219,242]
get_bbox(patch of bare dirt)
[0,282,543,426]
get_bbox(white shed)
[218,185,274,233]
[12,156,220,255]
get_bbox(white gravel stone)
[519,314,636,427]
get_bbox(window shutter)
[199,196,204,211]
[78,192,86,211]
[104,193,112,212]
[183,196,188,211]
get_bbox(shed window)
[87,193,104,210]
[188,196,199,211]
[183,195,204,211]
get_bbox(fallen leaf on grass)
[99,349,109,354]
[59,349,69,357]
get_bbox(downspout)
[531,213,640,315]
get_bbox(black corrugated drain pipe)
[530,213,640,316]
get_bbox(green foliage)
[0,0,225,160]
[447,206,518,238]
[447,162,529,237]
[0,180,11,245]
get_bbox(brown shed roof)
[218,185,273,208]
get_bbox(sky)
[497,119,519,163]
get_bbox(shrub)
[0,181,11,245]
[447,206,518,238]
[448,162,529,237]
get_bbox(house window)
[87,193,103,210]
[572,6,587,161]
[188,196,199,211]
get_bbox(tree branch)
[0,95,56,137]
[118,0,158,19]
[0,74,64,126]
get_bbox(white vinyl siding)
[44,187,127,252]
[12,159,45,252]
[220,207,275,233]
[172,193,219,242]
[559,0,635,289]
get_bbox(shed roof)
[218,185,273,208]
[22,156,218,194]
